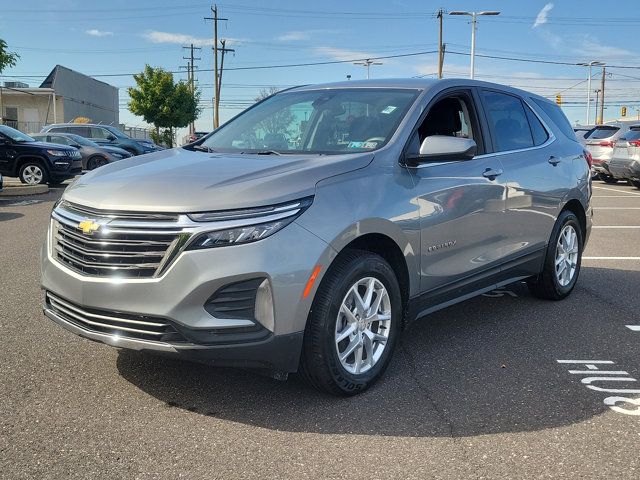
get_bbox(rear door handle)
[482,168,503,179]
[548,156,561,166]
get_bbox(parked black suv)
[0,125,82,185]
[41,123,162,156]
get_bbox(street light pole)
[578,61,603,125]
[353,59,383,79]
[449,10,500,79]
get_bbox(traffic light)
[621,106,627,117]
[555,94,562,106]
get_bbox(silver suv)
[41,79,592,396]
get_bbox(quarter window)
[524,103,549,146]
[90,127,111,139]
[481,90,533,152]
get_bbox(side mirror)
[406,135,477,166]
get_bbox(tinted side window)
[531,98,577,141]
[481,90,533,151]
[90,127,111,139]
[50,135,71,145]
[523,103,549,146]
[67,126,91,138]
[48,126,69,134]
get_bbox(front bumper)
[43,304,303,371]
[41,220,335,372]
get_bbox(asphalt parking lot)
[1,181,639,479]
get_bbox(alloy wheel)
[555,224,579,287]
[334,277,392,375]
[22,165,43,185]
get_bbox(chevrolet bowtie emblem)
[78,220,100,235]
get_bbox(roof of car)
[287,78,552,104]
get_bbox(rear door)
[479,90,575,275]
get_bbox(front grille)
[51,202,187,278]
[46,292,184,342]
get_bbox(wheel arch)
[16,154,50,175]
[560,198,587,239]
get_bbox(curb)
[0,184,50,197]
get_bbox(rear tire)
[527,210,583,300]
[18,160,48,185]
[299,250,402,396]
[630,180,640,190]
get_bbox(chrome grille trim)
[51,204,188,278]
[58,200,179,222]
[46,293,182,340]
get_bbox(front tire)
[300,250,402,396]
[18,161,48,185]
[87,155,109,170]
[527,210,583,300]
[601,174,618,184]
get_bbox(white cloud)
[85,29,113,37]
[142,30,247,47]
[539,30,635,59]
[533,3,554,28]
[314,46,373,61]
[277,31,309,42]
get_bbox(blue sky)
[2,0,640,133]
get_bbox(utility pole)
[437,9,444,79]
[205,5,228,129]
[598,65,606,125]
[594,89,601,122]
[182,43,201,135]
[217,39,234,107]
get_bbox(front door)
[407,90,508,307]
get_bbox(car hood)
[23,141,76,150]
[63,147,374,212]
[99,145,131,156]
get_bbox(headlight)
[185,197,312,250]
[47,149,68,157]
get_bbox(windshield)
[199,88,419,154]
[0,125,35,143]
[65,133,99,147]
[103,125,129,139]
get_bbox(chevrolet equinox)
[41,79,592,396]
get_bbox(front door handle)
[548,156,561,166]
[482,168,503,180]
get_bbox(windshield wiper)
[193,145,216,152]
[241,150,282,156]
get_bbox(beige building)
[0,65,118,134]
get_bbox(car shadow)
[0,211,24,222]
[116,266,640,438]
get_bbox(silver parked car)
[31,133,133,170]
[585,123,639,183]
[41,79,592,395]
[609,126,640,189]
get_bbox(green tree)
[0,40,19,74]
[128,65,200,147]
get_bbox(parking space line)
[626,325,640,332]
[594,207,640,210]
[593,186,640,196]
[592,226,640,229]
[583,256,640,260]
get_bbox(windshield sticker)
[381,105,397,114]
[362,141,378,149]
[348,141,364,148]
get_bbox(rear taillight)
[598,140,614,148]
[583,150,593,168]
[629,140,640,147]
